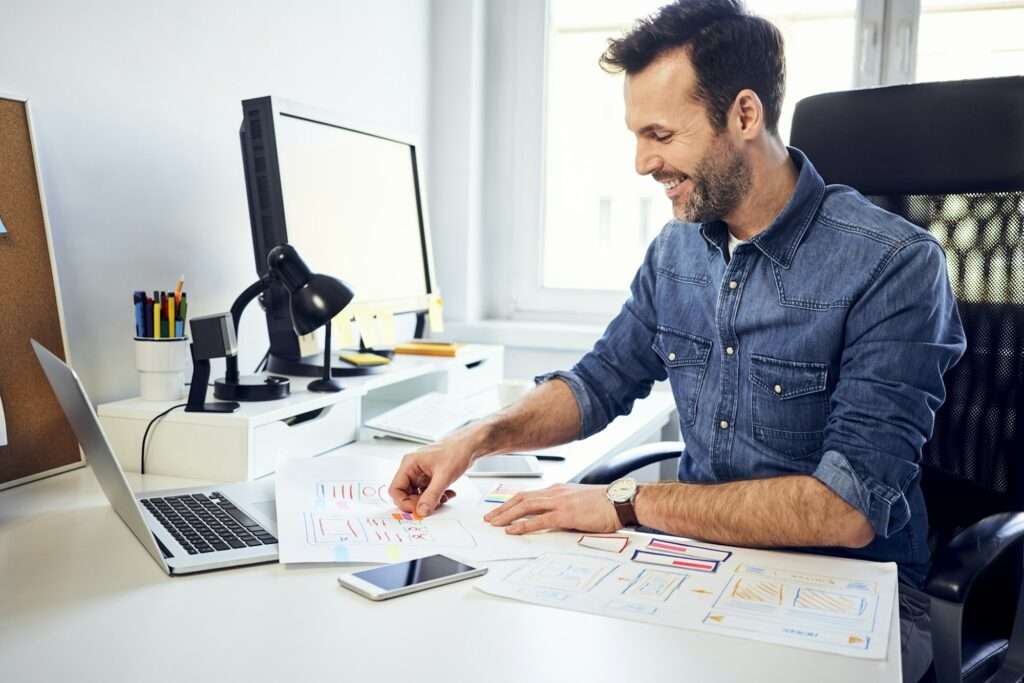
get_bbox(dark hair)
[600,0,786,135]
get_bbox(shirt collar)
[699,146,825,269]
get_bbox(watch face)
[607,478,637,503]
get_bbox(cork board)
[0,96,82,488]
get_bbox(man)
[389,1,965,679]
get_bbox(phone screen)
[353,554,476,591]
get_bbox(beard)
[674,133,752,224]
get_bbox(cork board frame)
[0,94,84,489]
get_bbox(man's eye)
[654,133,672,143]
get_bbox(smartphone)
[466,454,543,477]
[337,554,487,601]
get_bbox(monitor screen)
[272,111,431,312]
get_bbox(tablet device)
[466,454,543,477]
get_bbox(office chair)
[580,76,1024,683]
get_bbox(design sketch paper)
[476,551,897,660]
[274,453,570,564]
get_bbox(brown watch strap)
[614,499,638,527]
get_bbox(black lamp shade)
[289,273,354,335]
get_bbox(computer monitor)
[239,96,438,377]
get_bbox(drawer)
[444,356,504,397]
[249,398,360,478]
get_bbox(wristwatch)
[606,477,639,527]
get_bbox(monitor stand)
[265,312,426,377]
[266,352,388,377]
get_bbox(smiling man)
[388,1,965,679]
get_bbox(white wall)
[0,0,431,403]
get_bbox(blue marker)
[133,291,145,337]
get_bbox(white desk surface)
[0,398,901,683]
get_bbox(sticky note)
[333,307,356,348]
[297,331,320,358]
[353,305,380,349]
[376,306,397,347]
[428,294,444,334]
[578,534,630,553]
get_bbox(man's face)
[625,48,751,224]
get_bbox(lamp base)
[213,374,290,402]
[308,378,343,393]
[185,401,241,413]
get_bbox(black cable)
[254,348,270,373]
[140,403,187,475]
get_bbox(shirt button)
[668,352,676,361]
[719,420,729,430]
[774,384,783,394]
[726,346,735,355]
[728,281,738,290]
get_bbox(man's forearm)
[462,379,581,460]
[634,475,875,549]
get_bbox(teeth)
[662,178,682,190]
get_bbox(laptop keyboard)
[140,492,277,556]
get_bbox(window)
[540,1,859,297]
[481,0,1023,326]
[915,0,1024,82]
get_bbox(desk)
[0,400,901,683]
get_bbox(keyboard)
[364,392,493,443]
[140,492,276,556]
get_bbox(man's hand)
[483,483,620,535]
[388,436,477,517]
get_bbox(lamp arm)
[224,275,272,383]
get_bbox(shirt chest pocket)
[749,354,829,458]
[652,326,712,427]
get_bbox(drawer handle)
[282,407,330,427]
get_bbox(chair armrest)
[577,441,684,485]
[926,511,1024,603]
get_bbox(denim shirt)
[540,148,966,585]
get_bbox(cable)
[254,348,270,373]
[140,403,187,475]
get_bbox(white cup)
[135,338,188,401]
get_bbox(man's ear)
[730,89,764,140]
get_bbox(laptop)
[32,339,279,575]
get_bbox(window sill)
[444,320,603,352]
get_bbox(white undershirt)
[727,231,747,258]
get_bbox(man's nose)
[635,143,660,177]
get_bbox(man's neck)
[725,140,799,242]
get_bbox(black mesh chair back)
[791,76,1024,550]
[792,78,1024,681]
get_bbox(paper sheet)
[475,545,897,660]
[274,453,570,564]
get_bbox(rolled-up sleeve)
[814,237,966,538]
[535,235,668,440]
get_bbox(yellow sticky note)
[354,305,380,349]
[377,306,397,347]
[428,294,444,334]
[333,307,356,348]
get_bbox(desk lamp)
[214,244,354,401]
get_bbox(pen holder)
[135,338,188,401]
